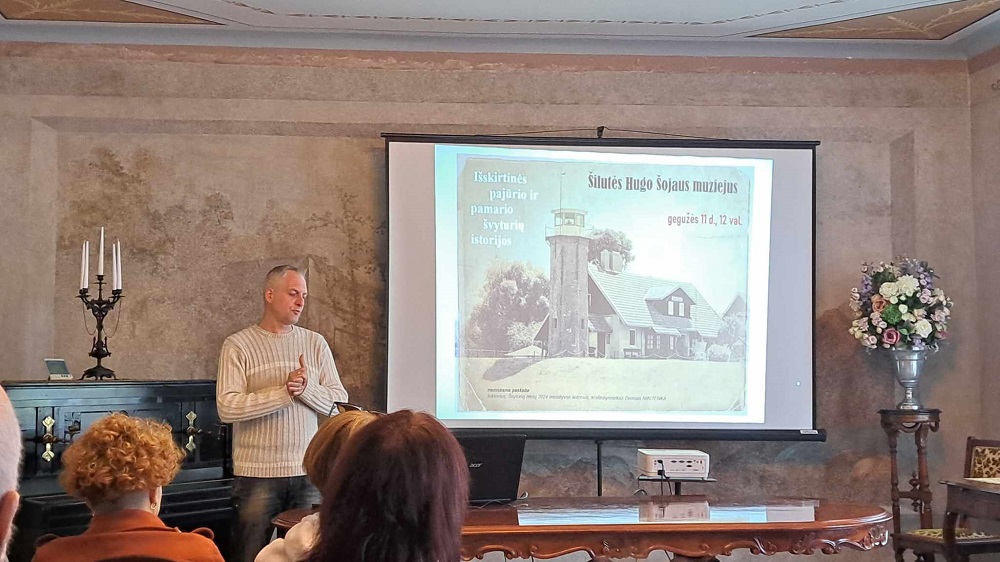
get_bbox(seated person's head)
[59,413,184,516]
[0,386,21,560]
[308,410,469,562]
[302,409,378,491]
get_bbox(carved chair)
[895,437,1000,562]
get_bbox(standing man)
[0,385,23,562]
[217,265,348,562]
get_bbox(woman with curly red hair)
[32,413,225,562]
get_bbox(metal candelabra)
[78,274,122,380]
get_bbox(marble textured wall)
[972,49,1000,439]
[0,42,991,562]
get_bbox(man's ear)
[264,288,273,303]
[0,490,20,554]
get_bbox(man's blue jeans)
[232,475,321,562]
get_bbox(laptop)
[456,433,526,505]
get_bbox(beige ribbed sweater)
[216,325,348,478]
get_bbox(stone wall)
[0,42,989,562]
[972,48,1000,439]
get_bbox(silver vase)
[888,348,928,410]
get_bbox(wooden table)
[274,496,890,561]
[879,408,941,539]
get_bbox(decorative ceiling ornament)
[0,0,216,24]
[756,0,1000,39]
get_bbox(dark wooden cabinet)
[3,380,234,562]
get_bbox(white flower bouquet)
[848,258,952,350]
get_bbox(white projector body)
[638,449,710,478]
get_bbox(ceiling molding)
[953,14,1000,55]
[969,44,1000,70]
[0,24,982,59]
[218,0,848,26]
[0,1,995,60]
[0,41,974,75]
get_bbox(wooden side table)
[880,408,941,562]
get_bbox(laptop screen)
[456,434,526,504]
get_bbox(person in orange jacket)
[32,413,225,562]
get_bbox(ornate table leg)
[915,424,933,529]
[886,425,904,562]
[880,409,941,562]
[942,510,960,562]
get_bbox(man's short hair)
[264,265,302,289]
[0,386,20,497]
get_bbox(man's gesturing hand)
[287,354,308,397]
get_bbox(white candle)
[80,241,87,290]
[112,242,118,291]
[98,227,105,276]
[83,241,89,290]
[117,241,123,291]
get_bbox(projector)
[638,449,710,479]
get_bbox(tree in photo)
[715,313,747,361]
[468,261,549,352]
[588,228,634,269]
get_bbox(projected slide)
[434,146,773,423]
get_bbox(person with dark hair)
[255,409,379,562]
[32,413,224,562]
[217,265,349,562]
[307,410,470,562]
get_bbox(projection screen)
[385,134,820,440]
